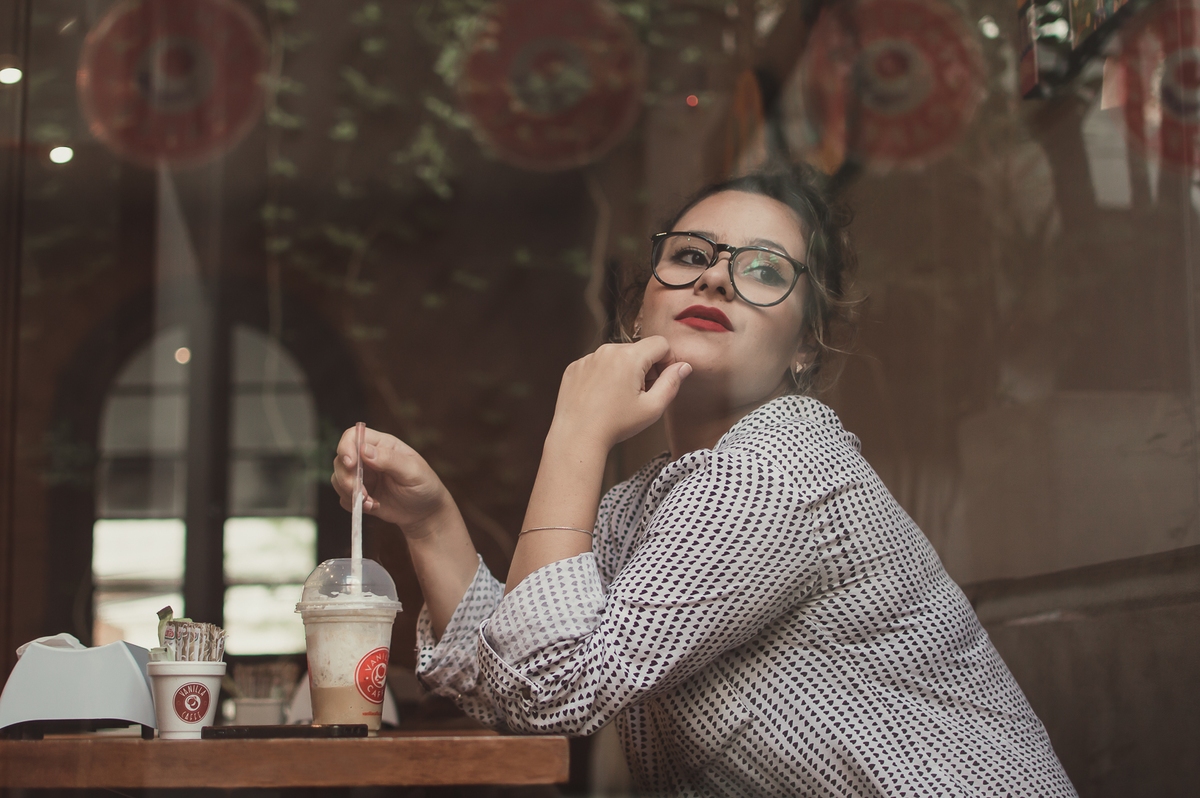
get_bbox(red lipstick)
[675,305,732,332]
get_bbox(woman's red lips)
[675,305,732,332]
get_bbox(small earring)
[793,362,805,375]
[633,322,642,340]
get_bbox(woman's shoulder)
[717,395,862,462]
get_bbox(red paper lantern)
[458,0,646,172]
[77,0,268,168]
[1119,0,1200,171]
[799,0,985,172]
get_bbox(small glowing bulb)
[978,16,1000,39]
[48,146,73,164]
[686,94,700,107]
[0,67,21,85]
[174,347,191,364]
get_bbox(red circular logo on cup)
[173,682,211,723]
[355,647,389,705]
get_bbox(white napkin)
[16,632,86,659]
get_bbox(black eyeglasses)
[650,232,806,307]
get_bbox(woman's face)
[638,190,809,407]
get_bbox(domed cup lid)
[295,558,403,614]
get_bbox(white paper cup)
[147,661,226,739]
[301,607,396,730]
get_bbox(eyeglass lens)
[654,234,797,306]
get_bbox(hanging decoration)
[795,0,985,173]
[1118,0,1200,172]
[722,69,768,177]
[77,0,268,168]
[458,0,646,172]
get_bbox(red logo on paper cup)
[173,682,211,723]
[355,647,389,704]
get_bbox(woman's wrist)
[398,490,460,543]
[544,419,612,462]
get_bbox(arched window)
[92,325,317,655]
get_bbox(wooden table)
[0,729,570,789]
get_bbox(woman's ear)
[792,340,816,372]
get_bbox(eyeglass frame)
[649,231,808,308]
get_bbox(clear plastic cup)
[295,558,402,730]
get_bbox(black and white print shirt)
[416,395,1078,797]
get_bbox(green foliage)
[391,124,455,200]
[350,2,383,26]
[264,0,299,16]
[260,73,306,96]
[266,106,305,129]
[323,225,369,252]
[423,96,472,130]
[341,67,401,109]
[268,157,299,178]
[265,236,293,254]
[328,118,358,141]
[560,247,591,278]
[30,121,70,143]
[452,270,489,292]
[261,203,296,224]
[280,31,314,51]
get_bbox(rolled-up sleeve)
[474,448,826,736]
[415,554,506,726]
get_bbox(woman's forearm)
[504,426,609,593]
[402,499,482,639]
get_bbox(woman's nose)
[695,253,734,299]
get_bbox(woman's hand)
[549,336,692,453]
[331,427,451,539]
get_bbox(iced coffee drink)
[296,558,402,730]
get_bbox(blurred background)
[0,0,1196,794]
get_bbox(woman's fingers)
[332,426,420,500]
[630,335,675,377]
[642,360,692,413]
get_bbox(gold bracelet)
[519,526,594,538]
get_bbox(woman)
[332,165,1077,797]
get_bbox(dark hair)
[614,163,861,395]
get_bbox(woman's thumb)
[644,361,692,408]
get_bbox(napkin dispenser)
[0,641,156,739]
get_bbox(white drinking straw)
[351,421,365,593]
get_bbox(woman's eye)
[740,255,788,286]
[671,247,710,267]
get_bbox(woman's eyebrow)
[748,237,792,255]
[679,231,795,256]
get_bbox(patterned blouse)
[416,395,1078,797]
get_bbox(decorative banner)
[797,0,985,172]
[77,0,268,168]
[458,0,646,172]
[1119,0,1200,171]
